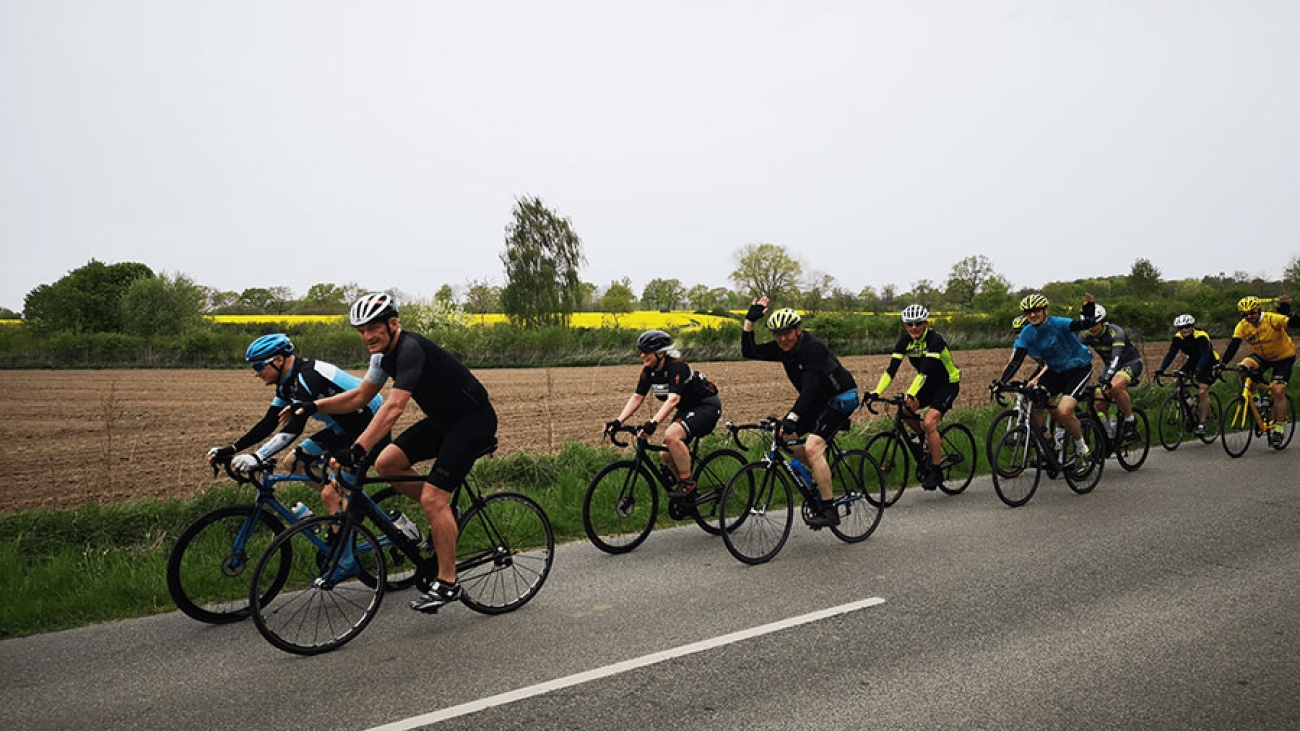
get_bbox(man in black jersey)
[299,293,498,614]
[741,296,859,528]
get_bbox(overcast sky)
[3,1,1299,312]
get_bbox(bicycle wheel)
[991,425,1041,508]
[985,409,1018,464]
[827,448,885,543]
[368,486,434,591]
[1199,392,1222,444]
[1064,418,1105,494]
[582,461,658,554]
[1221,396,1253,458]
[1281,397,1297,449]
[249,516,386,656]
[1114,408,1150,472]
[719,463,793,565]
[456,492,554,615]
[863,431,909,507]
[936,423,977,494]
[166,504,287,624]
[689,448,747,535]
[1156,396,1186,451]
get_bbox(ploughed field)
[0,342,1177,512]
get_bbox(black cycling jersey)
[1079,323,1142,381]
[875,328,961,396]
[634,357,719,407]
[741,329,856,420]
[381,331,493,426]
[233,357,380,453]
[1158,330,1219,374]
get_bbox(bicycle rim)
[828,449,885,543]
[1115,408,1150,472]
[1065,418,1105,493]
[937,423,977,494]
[720,463,793,565]
[1199,392,1222,444]
[1221,396,1253,458]
[1156,397,1184,451]
[166,504,285,624]
[582,461,657,553]
[864,432,908,507]
[457,493,554,615]
[690,448,746,535]
[992,426,1040,507]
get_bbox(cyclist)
[1076,295,1144,442]
[1220,295,1298,447]
[1010,314,1047,379]
[994,293,1093,463]
[605,330,722,503]
[206,333,384,515]
[741,296,859,527]
[295,293,498,613]
[1153,314,1220,436]
[865,304,961,490]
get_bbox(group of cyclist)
[208,289,1295,613]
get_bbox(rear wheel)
[456,493,554,615]
[1198,392,1223,444]
[936,423,977,494]
[1114,408,1150,472]
[689,448,747,535]
[1064,418,1105,494]
[582,461,657,553]
[863,431,909,507]
[719,463,793,565]
[992,425,1041,508]
[827,449,885,543]
[1275,396,1297,449]
[985,409,1019,464]
[1221,396,1253,458]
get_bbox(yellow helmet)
[1019,293,1049,312]
[1237,296,1263,313]
[766,308,802,332]
[1011,314,1028,331]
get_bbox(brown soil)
[0,342,1177,512]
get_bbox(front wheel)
[582,461,658,554]
[1156,395,1188,451]
[936,423,977,494]
[249,516,386,656]
[1114,408,1150,472]
[689,448,747,535]
[719,463,793,565]
[1221,396,1253,458]
[166,504,286,624]
[456,492,554,615]
[992,425,1041,508]
[827,449,885,543]
[863,431,909,507]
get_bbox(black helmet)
[637,329,672,354]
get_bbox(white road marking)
[365,596,886,730]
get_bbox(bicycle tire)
[1280,397,1297,449]
[1114,408,1150,472]
[249,516,386,656]
[1199,392,1223,444]
[863,431,909,507]
[456,492,554,615]
[984,408,1019,464]
[827,448,885,543]
[991,425,1041,508]
[719,462,793,565]
[689,448,747,535]
[1156,395,1186,451]
[1221,396,1253,458]
[166,504,287,624]
[1064,417,1105,494]
[581,460,658,554]
[936,423,977,494]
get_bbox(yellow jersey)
[1232,311,1296,361]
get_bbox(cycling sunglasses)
[251,359,273,373]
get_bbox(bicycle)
[1078,383,1150,472]
[247,441,554,655]
[860,393,976,506]
[1153,369,1222,450]
[988,381,1106,508]
[717,419,885,565]
[166,450,425,624]
[582,422,752,553]
[1220,366,1296,457]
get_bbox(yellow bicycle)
[1221,366,1296,457]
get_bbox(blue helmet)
[245,333,295,362]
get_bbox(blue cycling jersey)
[1013,316,1092,371]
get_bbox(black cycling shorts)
[393,407,498,492]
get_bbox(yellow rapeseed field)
[208,311,737,330]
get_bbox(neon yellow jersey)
[1232,312,1296,361]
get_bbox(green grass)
[0,376,1281,639]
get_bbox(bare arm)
[354,387,411,453]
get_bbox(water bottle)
[389,511,421,543]
[1185,393,1198,410]
[1104,417,1117,438]
[789,458,814,487]
[290,501,314,522]
[1259,394,1272,411]
[1053,427,1066,457]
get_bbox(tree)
[945,255,1000,310]
[879,284,899,309]
[641,278,686,311]
[434,284,457,306]
[120,272,206,337]
[970,274,1014,313]
[797,272,837,314]
[598,278,636,313]
[499,195,586,328]
[686,284,732,313]
[1127,258,1162,296]
[729,243,802,305]
[23,259,155,333]
[1284,253,1300,293]
[303,283,348,312]
[857,285,882,313]
[463,279,501,314]
[903,279,939,308]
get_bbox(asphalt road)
[4,440,1298,731]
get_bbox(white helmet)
[901,304,929,324]
[1082,303,1107,325]
[1173,313,1195,328]
[349,292,398,327]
